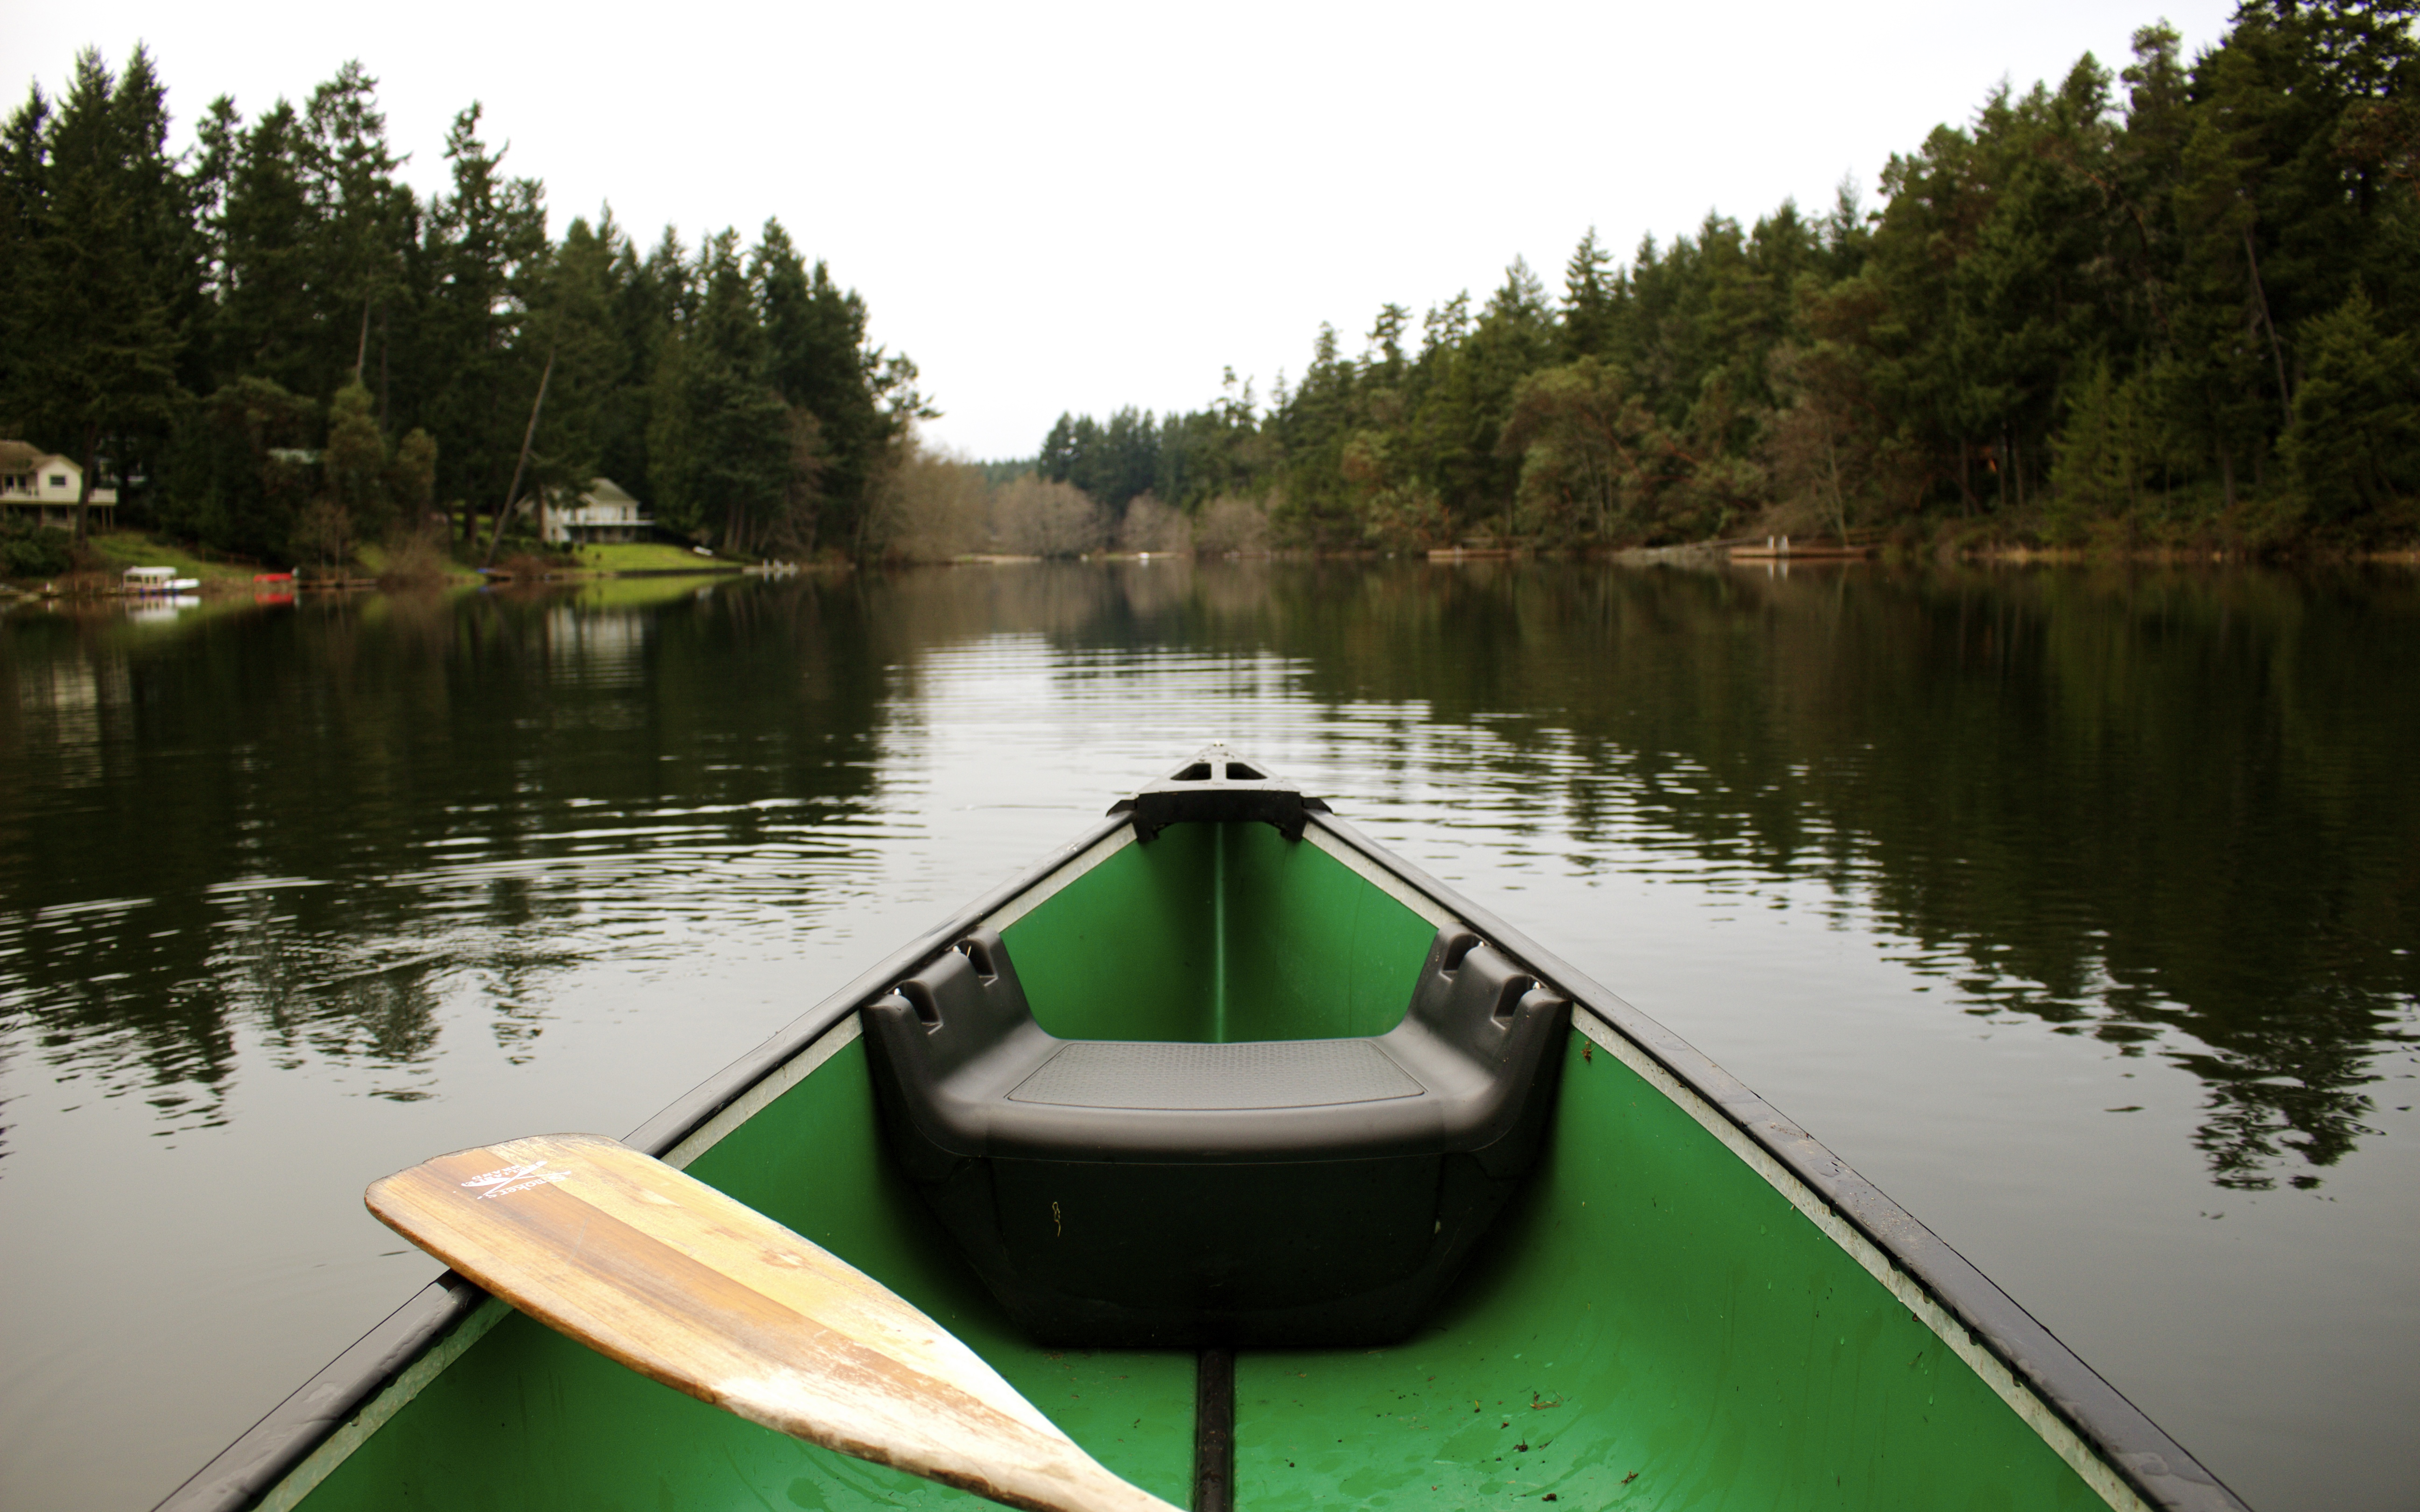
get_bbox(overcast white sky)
[8,0,2239,461]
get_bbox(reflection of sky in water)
[0,568,2413,1512]
[886,627,2415,1199]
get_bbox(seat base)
[860,915,1569,1348]
[916,1150,1529,1348]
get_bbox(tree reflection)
[0,583,889,1134]
[3,563,2412,1191]
[885,558,2419,1191]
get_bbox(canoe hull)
[160,767,2246,1512]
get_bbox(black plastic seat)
[861,923,1569,1347]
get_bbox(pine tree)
[18,50,183,542]
[651,230,793,552]
[322,380,389,534]
[599,226,690,500]
[2280,286,2420,527]
[1562,229,1615,359]
[110,48,209,430]
[301,63,411,399]
[527,212,637,505]
[212,100,317,394]
[753,220,924,551]
[1039,415,1080,482]
[0,85,53,440]
[421,105,545,542]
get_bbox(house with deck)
[0,442,118,531]
[541,478,652,545]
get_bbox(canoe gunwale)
[622,808,1131,1160]
[158,801,2248,1512]
[1303,809,2250,1512]
[154,814,1133,1512]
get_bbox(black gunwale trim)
[159,792,2248,1512]
[154,813,1132,1512]
[1305,809,2250,1512]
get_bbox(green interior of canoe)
[1001,820,1438,1042]
[288,824,2114,1512]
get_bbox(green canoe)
[161,752,2246,1512]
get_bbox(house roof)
[583,477,641,506]
[0,441,43,472]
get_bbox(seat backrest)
[866,927,1037,1083]
[1381,928,1569,1160]
[866,922,1565,1156]
[859,919,1570,1347]
[1400,928,1562,1064]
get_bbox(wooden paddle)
[366,1132,1178,1512]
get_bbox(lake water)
[1,560,2413,1512]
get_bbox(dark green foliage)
[527,213,632,506]
[389,427,438,527]
[628,219,925,556]
[207,99,317,396]
[2281,284,2420,524]
[324,383,386,513]
[419,105,548,545]
[753,220,925,551]
[159,375,320,559]
[1046,4,2420,550]
[0,519,73,576]
[0,49,921,565]
[650,232,793,549]
[0,49,190,542]
[316,380,394,556]
[1039,407,1162,514]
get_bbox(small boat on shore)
[124,565,202,594]
[161,750,2247,1512]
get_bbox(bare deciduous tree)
[871,437,986,561]
[1193,494,1273,555]
[989,473,1107,557]
[1117,492,1193,554]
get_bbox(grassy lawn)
[59,533,734,587]
[80,531,260,582]
[354,542,482,582]
[573,541,736,573]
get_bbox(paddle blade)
[366,1132,1175,1512]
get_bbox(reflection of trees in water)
[3,565,2412,1189]
[0,583,890,1130]
[2170,982,2400,1189]
[892,559,2419,1191]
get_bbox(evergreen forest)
[1028,2,2420,555]
[1,2,2415,573]
[0,50,926,567]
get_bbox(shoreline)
[11,540,2415,601]
[3,559,832,600]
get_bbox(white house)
[0,441,118,531]
[541,477,653,545]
